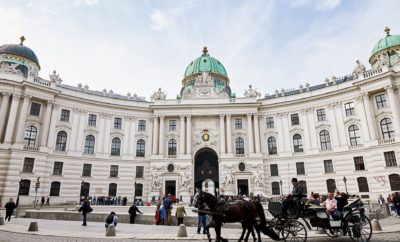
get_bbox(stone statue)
[243,85,261,98]
[352,60,366,78]
[222,170,233,189]
[251,170,264,188]
[378,53,389,67]
[0,62,20,74]
[180,168,192,191]
[151,170,161,191]
[150,87,167,101]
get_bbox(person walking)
[40,196,45,207]
[105,211,118,229]
[197,202,207,234]
[78,198,92,226]
[4,198,16,222]
[163,194,173,225]
[128,203,143,224]
[46,197,50,206]
[155,204,162,225]
[175,201,186,225]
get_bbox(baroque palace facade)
[1,28,400,205]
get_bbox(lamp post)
[279,180,283,195]
[134,181,137,204]
[80,180,85,203]
[34,177,40,209]
[343,176,348,195]
[16,179,22,207]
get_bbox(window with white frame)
[381,118,394,139]
[84,135,95,154]
[22,157,34,173]
[235,137,245,155]
[296,162,305,175]
[24,125,37,147]
[55,131,68,151]
[114,117,122,129]
[293,134,303,152]
[270,164,279,176]
[30,102,41,116]
[344,102,356,116]
[348,124,361,146]
[267,137,277,155]
[168,139,177,156]
[266,117,274,128]
[169,120,176,131]
[138,120,146,131]
[234,118,243,130]
[323,160,334,173]
[60,109,70,122]
[82,164,92,177]
[384,151,397,167]
[375,94,387,109]
[110,165,119,177]
[319,130,331,150]
[354,156,365,171]
[136,139,145,157]
[52,161,63,176]
[291,113,299,125]
[316,109,326,122]
[111,137,121,156]
[88,114,97,126]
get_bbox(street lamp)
[16,179,22,207]
[80,180,85,202]
[34,177,40,209]
[343,176,348,195]
[279,180,283,195]
[134,181,137,204]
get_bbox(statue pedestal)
[224,189,235,196]
[178,191,191,204]
[148,191,160,204]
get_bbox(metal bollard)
[371,219,382,231]
[28,221,39,231]
[177,224,188,237]
[0,216,5,225]
[106,225,116,237]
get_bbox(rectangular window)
[344,102,356,116]
[22,157,34,173]
[375,94,387,109]
[270,164,279,176]
[234,118,243,130]
[60,109,70,122]
[52,161,63,176]
[82,164,92,177]
[296,162,305,175]
[30,102,41,116]
[324,160,334,173]
[266,117,274,128]
[114,117,122,129]
[138,120,146,131]
[316,109,326,122]
[110,165,119,178]
[88,114,97,126]
[50,182,61,196]
[384,151,397,167]
[354,156,365,171]
[291,113,299,125]
[136,166,144,178]
[169,120,176,131]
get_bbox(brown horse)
[193,190,267,242]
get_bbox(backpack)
[106,214,114,224]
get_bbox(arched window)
[267,137,277,155]
[135,183,143,197]
[271,182,280,195]
[357,177,369,192]
[389,174,400,191]
[348,125,361,146]
[109,183,117,196]
[24,125,37,147]
[168,139,177,156]
[111,137,121,156]
[84,135,95,154]
[293,134,303,152]
[326,179,336,193]
[19,179,31,195]
[50,181,61,196]
[235,137,245,155]
[136,139,145,157]
[55,131,68,151]
[381,118,394,140]
[80,182,90,197]
[319,130,331,150]
[299,180,308,195]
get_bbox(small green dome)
[371,27,400,56]
[184,47,227,78]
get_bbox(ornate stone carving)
[179,167,192,192]
[151,169,162,191]
[221,170,233,190]
[251,170,264,188]
[151,88,167,101]
[0,62,21,74]
[243,85,261,98]
[181,72,229,99]
[49,70,62,84]
[378,52,389,67]
[352,60,366,78]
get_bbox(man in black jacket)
[78,198,92,226]
[128,203,143,224]
[5,198,16,222]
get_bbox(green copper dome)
[371,27,400,57]
[184,47,227,78]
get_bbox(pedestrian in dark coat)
[128,203,143,224]
[78,199,92,226]
[5,198,16,222]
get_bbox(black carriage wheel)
[269,217,283,240]
[282,220,307,242]
[346,214,372,242]
[323,226,344,238]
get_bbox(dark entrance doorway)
[194,148,219,195]
[165,180,176,196]
[237,179,249,196]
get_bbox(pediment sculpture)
[244,85,261,98]
[151,87,167,101]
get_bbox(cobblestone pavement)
[0,231,399,242]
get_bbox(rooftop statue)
[244,85,261,98]
[49,70,62,84]
[151,87,167,101]
[352,60,366,78]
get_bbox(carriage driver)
[283,178,305,216]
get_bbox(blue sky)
[1,0,399,99]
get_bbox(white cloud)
[73,0,99,6]
[150,7,185,31]
[315,0,341,11]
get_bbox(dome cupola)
[369,27,400,69]
[184,47,227,80]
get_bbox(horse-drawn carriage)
[193,190,372,242]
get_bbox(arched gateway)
[194,148,219,195]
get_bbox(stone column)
[385,86,400,136]
[47,104,59,149]
[186,115,192,155]
[15,96,31,144]
[96,114,106,153]
[69,109,80,151]
[159,115,165,155]
[226,114,232,154]
[219,114,226,154]
[75,110,86,152]
[147,119,153,156]
[103,115,112,154]
[307,108,318,150]
[362,94,377,140]
[247,113,254,154]
[40,101,53,147]
[0,93,11,141]
[152,115,159,155]
[129,117,137,155]
[4,94,20,144]
[282,113,290,152]
[122,117,130,156]
[276,113,285,154]
[253,114,261,153]
[327,104,340,147]
[300,110,311,151]
[180,115,185,155]
[334,103,347,146]
[356,96,371,142]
